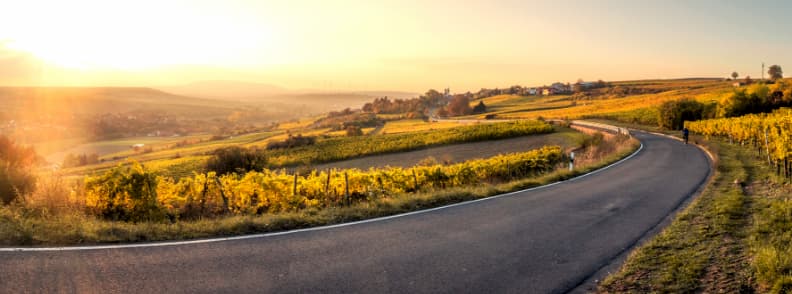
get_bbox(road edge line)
[570,129,717,293]
[1,139,645,252]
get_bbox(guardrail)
[570,120,631,136]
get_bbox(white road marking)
[1,142,646,252]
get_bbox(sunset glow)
[1,0,792,91]
[2,0,274,69]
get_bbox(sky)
[1,0,791,92]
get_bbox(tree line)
[658,73,790,130]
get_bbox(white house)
[527,88,537,95]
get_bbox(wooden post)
[214,177,230,213]
[764,129,771,165]
[293,173,298,196]
[412,169,419,191]
[325,169,331,194]
[344,172,350,206]
[200,173,209,214]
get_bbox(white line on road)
[1,143,644,252]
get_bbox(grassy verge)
[599,134,792,293]
[0,136,639,246]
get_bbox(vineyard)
[84,146,565,221]
[686,108,792,178]
[264,120,553,167]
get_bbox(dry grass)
[600,128,792,293]
[0,133,639,246]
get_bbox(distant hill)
[352,91,418,100]
[0,87,241,119]
[158,81,419,113]
[158,80,288,100]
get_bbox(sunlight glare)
[2,0,273,70]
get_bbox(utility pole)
[762,62,765,81]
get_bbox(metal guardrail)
[570,120,631,136]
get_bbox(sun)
[2,0,273,70]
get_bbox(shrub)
[472,101,487,114]
[0,135,37,204]
[25,174,82,215]
[657,99,711,130]
[84,161,164,222]
[346,125,363,136]
[266,134,317,150]
[206,146,268,175]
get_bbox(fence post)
[764,129,771,166]
[325,169,331,194]
[412,169,419,191]
[569,152,575,171]
[344,172,350,205]
[214,177,230,214]
[293,173,298,196]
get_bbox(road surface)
[0,131,710,294]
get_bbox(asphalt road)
[0,131,710,294]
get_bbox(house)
[527,88,538,95]
[550,82,572,94]
[732,82,744,87]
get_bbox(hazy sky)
[1,0,791,92]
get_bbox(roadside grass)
[599,134,792,293]
[0,135,639,246]
[747,164,792,292]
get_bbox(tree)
[745,75,753,85]
[84,161,164,221]
[731,71,739,80]
[446,95,472,116]
[421,89,445,108]
[206,146,267,175]
[657,99,707,130]
[345,125,363,136]
[0,135,38,204]
[768,64,783,81]
[472,101,487,114]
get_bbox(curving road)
[0,131,710,294]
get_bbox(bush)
[206,146,268,175]
[719,84,792,118]
[84,161,164,222]
[472,101,487,114]
[62,153,100,168]
[446,95,473,116]
[25,174,82,215]
[266,134,317,150]
[657,99,712,130]
[345,125,363,136]
[0,135,37,204]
